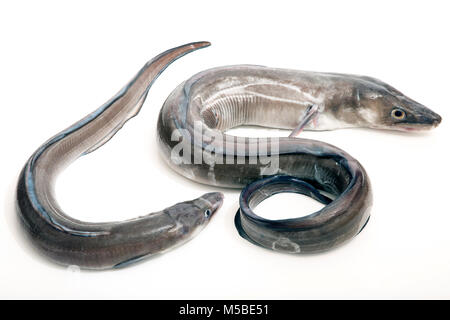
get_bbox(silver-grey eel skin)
[16,42,223,269]
[16,41,442,268]
[157,62,441,254]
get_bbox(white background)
[1,0,449,299]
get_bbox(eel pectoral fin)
[288,104,321,137]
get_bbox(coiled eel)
[157,63,441,253]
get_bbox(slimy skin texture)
[157,64,441,253]
[16,42,442,268]
[16,42,224,269]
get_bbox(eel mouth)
[397,119,441,132]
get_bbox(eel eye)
[391,108,406,120]
[204,209,212,218]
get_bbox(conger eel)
[16,42,223,269]
[16,42,441,269]
[157,59,441,253]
